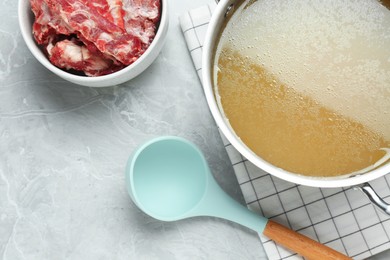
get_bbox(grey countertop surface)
[0,0,389,259]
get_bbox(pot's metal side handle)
[355,182,390,215]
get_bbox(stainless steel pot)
[202,0,390,214]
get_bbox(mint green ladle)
[125,136,350,260]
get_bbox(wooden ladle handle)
[263,220,351,260]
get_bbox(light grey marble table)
[0,0,389,259]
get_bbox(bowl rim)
[201,0,390,188]
[18,0,168,85]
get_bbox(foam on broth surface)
[214,0,390,177]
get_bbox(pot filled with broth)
[202,0,390,200]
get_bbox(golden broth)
[214,0,390,177]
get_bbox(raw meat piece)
[30,0,161,76]
[122,0,161,43]
[44,0,160,65]
[88,0,125,30]
[122,0,160,23]
[30,0,73,44]
[47,39,125,76]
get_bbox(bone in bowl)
[18,0,168,87]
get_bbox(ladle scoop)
[125,136,350,259]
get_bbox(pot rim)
[201,0,390,188]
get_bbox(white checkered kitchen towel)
[180,3,390,259]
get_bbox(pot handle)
[355,182,390,215]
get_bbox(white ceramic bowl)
[18,0,168,87]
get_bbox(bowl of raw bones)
[18,0,168,87]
